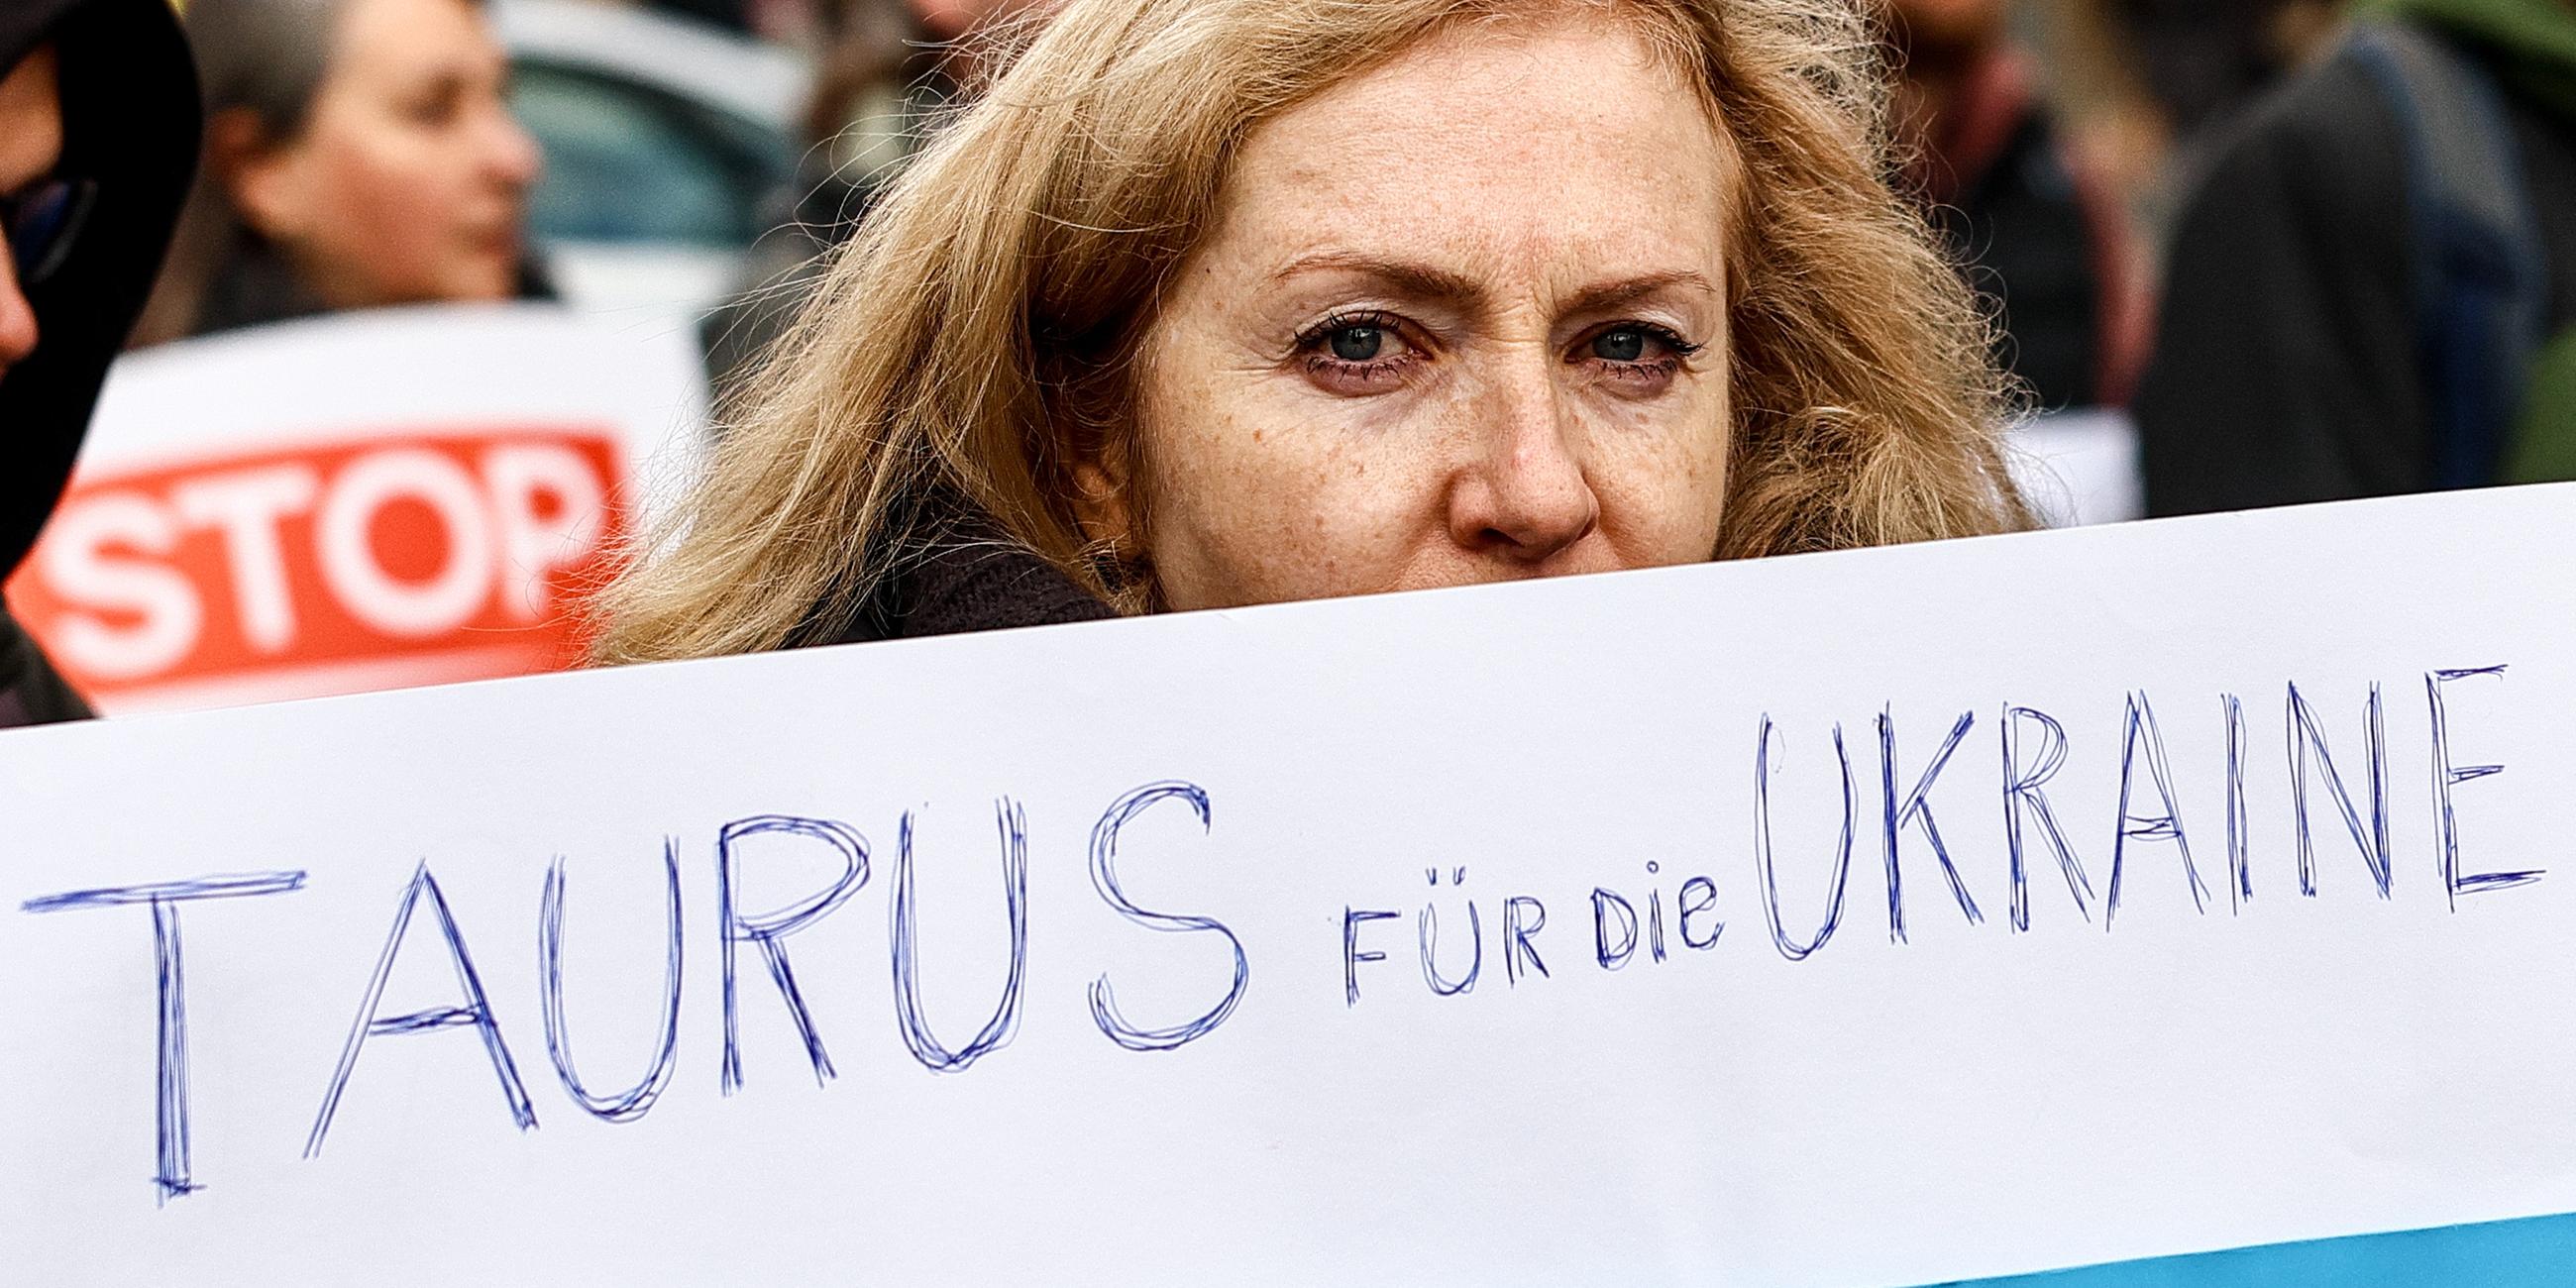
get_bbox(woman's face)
[231,0,540,308]
[1113,14,1737,612]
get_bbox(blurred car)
[2010,408,2144,528]
[493,0,810,322]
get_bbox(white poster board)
[2,486,2572,1285]
[5,304,704,714]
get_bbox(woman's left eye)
[1584,325,1697,366]
[1571,324,1700,391]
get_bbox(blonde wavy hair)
[594,0,2032,665]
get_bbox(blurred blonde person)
[600,0,2035,663]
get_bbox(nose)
[1446,364,1598,564]
[0,257,39,374]
[482,105,543,193]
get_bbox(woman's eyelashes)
[1294,311,1424,393]
[1289,311,1704,396]
[1569,322,1702,395]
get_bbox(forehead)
[332,0,504,79]
[1214,13,1733,286]
[0,46,62,191]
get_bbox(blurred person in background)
[597,0,2033,663]
[1882,0,2151,411]
[2137,0,2576,513]
[797,0,1037,226]
[2108,0,2344,145]
[135,0,546,345]
[703,0,1035,393]
[0,0,198,727]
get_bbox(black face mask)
[3,174,94,287]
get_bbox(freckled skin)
[1127,14,1737,611]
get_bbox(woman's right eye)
[1294,312,1424,394]
[1329,325,1385,362]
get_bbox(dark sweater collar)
[824,521,1115,646]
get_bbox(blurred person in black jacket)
[2111,0,2343,143]
[2138,0,2576,514]
[0,0,198,729]
[1884,0,2151,411]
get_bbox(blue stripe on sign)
[1938,1211,2576,1287]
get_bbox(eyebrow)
[1270,252,1488,308]
[1560,270,1720,315]
[1269,253,1718,316]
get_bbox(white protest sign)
[2,485,2572,1286]
[4,303,704,715]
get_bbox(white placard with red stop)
[6,303,703,713]
[2,485,2574,1285]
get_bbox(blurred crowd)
[51,0,2572,506]
[1,0,2572,720]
